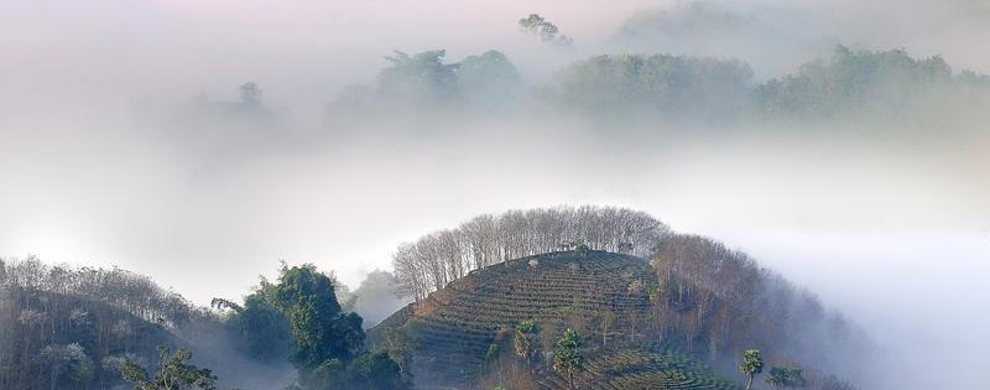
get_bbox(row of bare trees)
[0,255,201,331]
[392,205,669,300]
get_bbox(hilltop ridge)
[372,250,738,390]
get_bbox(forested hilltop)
[380,206,865,390]
[2,206,866,390]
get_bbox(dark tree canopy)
[269,264,364,370]
[224,263,407,390]
[225,294,291,363]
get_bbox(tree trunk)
[746,375,754,390]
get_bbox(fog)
[2,0,989,389]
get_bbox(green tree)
[227,294,292,363]
[270,264,364,371]
[118,346,218,390]
[346,350,406,390]
[738,349,764,390]
[594,310,616,349]
[766,366,807,389]
[246,263,407,390]
[553,328,584,389]
[514,320,539,367]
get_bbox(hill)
[371,250,738,390]
[0,257,295,390]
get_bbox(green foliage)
[553,328,584,388]
[738,349,764,390]
[304,351,408,390]
[119,346,219,390]
[346,350,407,390]
[226,294,292,363]
[270,264,364,371]
[230,263,406,390]
[514,320,539,363]
[766,366,807,389]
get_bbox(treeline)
[392,205,669,300]
[544,54,754,120]
[331,45,989,125]
[754,45,989,119]
[0,257,183,390]
[649,234,867,388]
[0,256,201,330]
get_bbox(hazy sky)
[1,1,989,388]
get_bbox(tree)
[226,294,292,363]
[766,366,807,389]
[238,263,406,390]
[118,346,218,390]
[39,343,93,390]
[738,349,764,390]
[518,14,572,46]
[594,310,616,349]
[346,350,406,390]
[514,320,539,368]
[553,328,584,389]
[239,83,262,107]
[269,264,365,371]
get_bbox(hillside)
[0,258,296,390]
[371,250,739,390]
[0,285,181,390]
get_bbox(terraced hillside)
[371,250,739,390]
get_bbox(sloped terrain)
[371,250,739,390]
[552,348,738,390]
